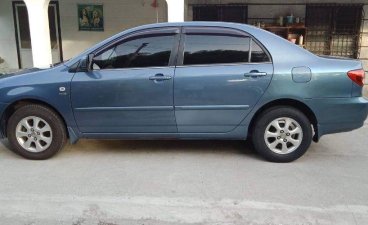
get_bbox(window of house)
[16,4,58,49]
[17,6,31,49]
[305,4,363,58]
[183,34,250,65]
[193,5,248,24]
[93,34,175,69]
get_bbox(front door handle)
[149,73,172,81]
[244,70,267,77]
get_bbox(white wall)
[59,0,168,60]
[0,0,168,70]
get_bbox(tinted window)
[183,34,250,65]
[93,34,175,69]
[250,40,270,62]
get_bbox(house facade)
[0,0,367,72]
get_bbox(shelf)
[263,26,307,46]
[266,26,300,29]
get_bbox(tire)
[252,106,312,162]
[7,104,67,160]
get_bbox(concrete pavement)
[0,121,367,225]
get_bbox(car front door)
[174,27,273,133]
[71,27,179,133]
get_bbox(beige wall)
[360,5,368,71]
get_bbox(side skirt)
[76,125,248,141]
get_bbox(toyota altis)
[0,22,367,162]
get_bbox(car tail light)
[347,69,365,87]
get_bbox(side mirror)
[87,53,95,72]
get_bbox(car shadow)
[0,139,22,159]
[0,138,261,160]
[69,139,255,154]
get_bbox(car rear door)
[174,27,273,133]
[71,27,180,133]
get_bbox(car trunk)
[308,56,364,98]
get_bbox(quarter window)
[93,34,175,69]
[250,40,270,63]
[183,34,250,65]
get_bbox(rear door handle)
[244,70,267,77]
[149,73,172,81]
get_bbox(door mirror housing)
[87,53,95,71]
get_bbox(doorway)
[12,1,63,68]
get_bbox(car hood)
[0,68,46,79]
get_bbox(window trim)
[176,26,272,67]
[175,62,272,69]
[88,65,177,72]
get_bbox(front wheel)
[252,106,312,162]
[7,104,67,160]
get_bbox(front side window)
[183,34,250,65]
[93,34,175,69]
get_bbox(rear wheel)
[7,104,67,160]
[252,106,312,162]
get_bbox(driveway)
[0,121,367,225]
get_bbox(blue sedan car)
[1,22,367,162]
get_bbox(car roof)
[130,21,254,29]
[125,21,261,36]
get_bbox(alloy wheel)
[263,117,303,154]
[15,116,53,153]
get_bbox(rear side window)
[250,40,270,63]
[183,34,250,65]
[93,34,175,69]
